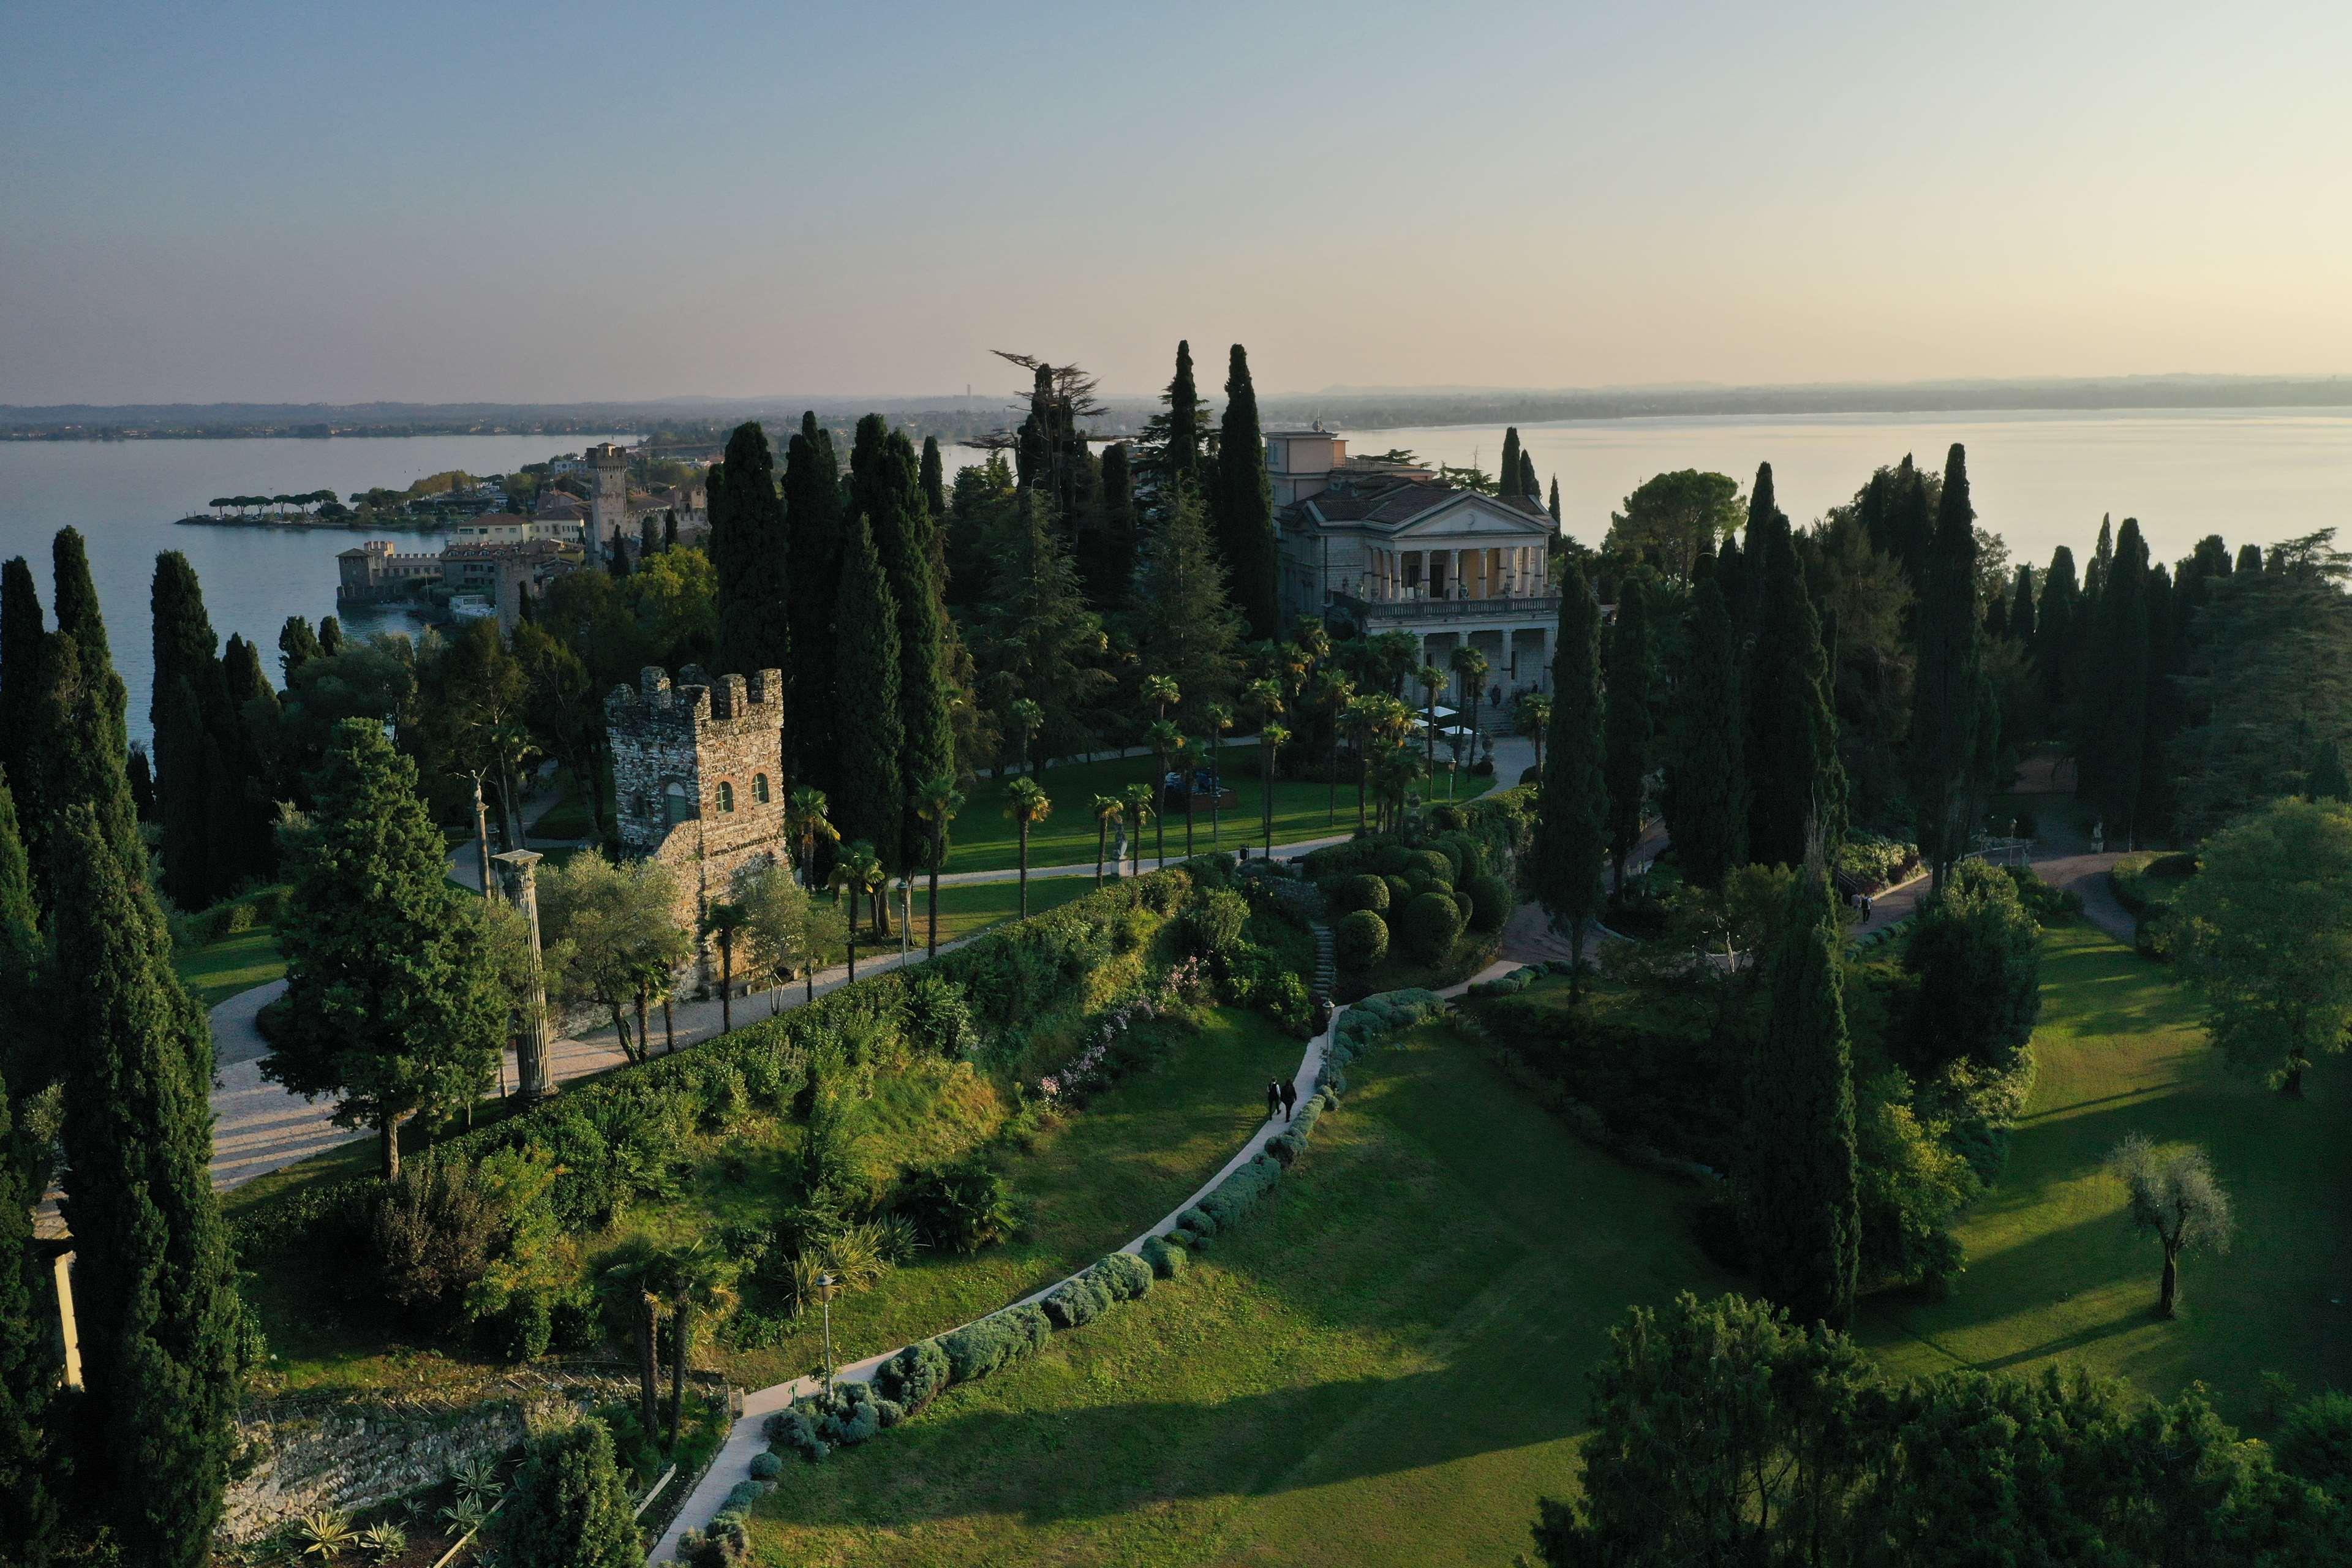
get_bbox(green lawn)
[749,1021,1733,1568]
[173,921,285,1008]
[1860,920,2352,1423]
[944,747,1370,874]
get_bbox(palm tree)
[1203,703,1234,845]
[1142,673,1180,723]
[701,900,748,1035]
[1317,669,1355,824]
[1341,695,1379,831]
[787,787,838,889]
[1120,782,1155,878]
[1006,777,1052,916]
[1244,677,1284,856]
[1517,690,1553,777]
[1450,644,1492,767]
[647,1240,739,1447]
[1370,741,1427,832]
[1144,718,1181,869]
[829,840,884,981]
[1259,724,1291,855]
[914,772,963,958]
[1294,616,1332,676]
[1008,697,1044,776]
[1174,737,1202,858]
[1091,794,1123,884]
[1415,663,1446,763]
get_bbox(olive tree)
[2107,1133,2234,1319]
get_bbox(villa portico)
[1269,428,1562,709]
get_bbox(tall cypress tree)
[1739,857,1860,1329]
[1746,526,1844,867]
[2009,564,2037,649]
[2081,519,2152,843]
[1528,556,1608,990]
[51,528,126,775]
[1714,531,1747,641]
[1660,576,1746,886]
[1548,475,1562,525]
[52,802,239,1568]
[2036,546,2079,715]
[2234,541,2264,575]
[221,634,281,875]
[1163,340,1201,487]
[1910,443,1987,888]
[856,420,954,870]
[1131,487,1243,721]
[1889,455,1932,586]
[710,420,788,679]
[0,1053,62,1568]
[1499,428,1523,498]
[829,513,903,859]
[1079,441,1138,607]
[1212,345,1280,640]
[919,435,946,522]
[1518,448,1539,503]
[1,559,50,877]
[36,629,145,892]
[1601,574,1656,892]
[783,413,846,793]
[150,552,234,905]
[278,614,323,682]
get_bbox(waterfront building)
[1272,428,1562,707]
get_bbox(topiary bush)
[1092,1250,1153,1302]
[1330,873,1390,916]
[1044,1272,1109,1329]
[1406,848,1455,886]
[747,1450,783,1481]
[873,1336,949,1409]
[1464,873,1510,933]
[1335,910,1389,971]
[1382,873,1412,909]
[940,1303,1051,1384]
[1400,890,1466,962]
[1142,1234,1188,1280]
[1175,1205,1216,1240]
[1198,1152,1283,1230]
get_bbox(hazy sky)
[6,1,2349,404]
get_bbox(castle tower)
[588,441,629,560]
[604,664,790,987]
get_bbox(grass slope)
[749,1022,1732,1568]
[173,921,286,1008]
[1860,919,2352,1422]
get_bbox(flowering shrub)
[1033,958,1210,1104]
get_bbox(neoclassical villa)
[1272,429,1563,709]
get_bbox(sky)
[6,0,2350,405]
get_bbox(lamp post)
[815,1272,839,1393]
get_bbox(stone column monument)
[494,849,556,1101]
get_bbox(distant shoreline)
[173,513,440,531]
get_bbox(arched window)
[752,774,771,805]
[715,780,735,814]
[663,781,693,827]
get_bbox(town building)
[448,511,576,547]
[1271,428,1562,709]
[335,540,444,605]
[442,539,579,633]
[605,665,791,987]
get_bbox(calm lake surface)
[0,434,630,743]
[3,410,2345,744]
[1350,407,2352,573]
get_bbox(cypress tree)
[2036,547,2079,714]
[0,1054,62,1568]
[1746,526,1845,867]
[1744,461,1789,582]
[127,745,157,821]
[2081,519,2152,843]
[278,614,323,681]
[38,630,145,892]
[1212,345,1280,640]
[2009,564,2037,649]
[1739,856,1861,1329]
[1601,574,1656,892]
[52,801,239,1567]
[2234,541,2264,575]
[1079,441,1138,606]
[919,435,946,522]
[1910,443,1988,888]
[829,514,903,859]
[0,765,47,1099]
[318,614,344,655]
[1660,576,1746,886]
[856,420,954,870]
[1528,556,1608,990]
[51,527,126,772]
[1163,340,1201,486]
[1548,475,1562,525]
[221,634,281,874]
[1518,448,1539,503]
[1714,530,1747,641]
[151,552,233,904]
[710,420,788,679]
[1,559,50,874]
[1890,454,1932,585]
[2138,563,2181,839]
[606,527,630,579]
[783,413,846,792]
[662,509,678,553]
[266,720,505,1179]
[1499,428,1523,498]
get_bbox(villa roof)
[1290,477,1553,529]
[535,493,587,519]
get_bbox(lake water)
[1348,407,2352,575]
[0,434,631,744]
[4,410,2346,745]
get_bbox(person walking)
[1278,1078,1297,1123]
[1265,1078,1282,1121]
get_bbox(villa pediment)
[1383,494,1553,539]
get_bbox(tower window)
[752,774,771,804]
[715,780,735,814]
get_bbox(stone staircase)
[1310,922,1336,1002]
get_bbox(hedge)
[1400,891,1466,962]
[1464,873,1511,933]
[1335,909,1389,971]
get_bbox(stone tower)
[588,441,629,561]
[605,665,788,985]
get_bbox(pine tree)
[856,419,954,870]
[1133,488,1243,721]
[1660,576,1746,886]
[1211,345,1281,640]
[51,527,126,773]
[783,413,846,791]
[1746,526,1845,867]
[829,513,904,859]
[1738,857,1860,1329]
[278,614,323,681]
[1602,574,1656,892]
[52,802,239,1567]
[1500,428,1523,498]
[920,435,946,522]
[973,494,1115,765]
[1910,444,1988,888]
[1079,441,1138,607]
[710,420,788,679]
[1,559,50,875]
[1528,556,1608,990]
[265,720,505,1179]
